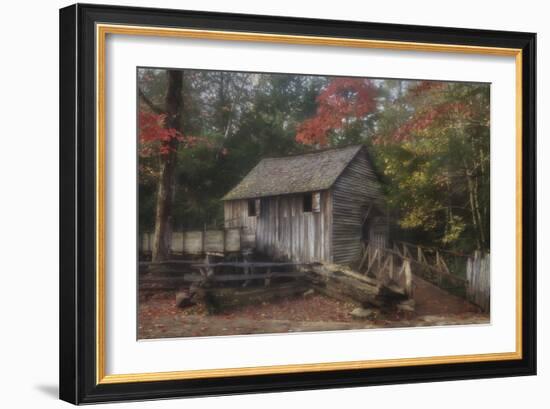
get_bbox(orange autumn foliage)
[296,78,377,146]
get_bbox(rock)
[397,299,415,312]
[303,289,315,297]
[176,290,196,308]
[350,307,377,319]
[419,315,442,324]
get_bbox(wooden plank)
[192,261,310,268]
[140,271,306,284]
[358,247,370,272]
[140,260,198,266]
[204,230,224,253]
[466,252,490,312]
[224,228,241,252]
[306,263,383,307]
[170,232,184,253]
[200,282,309,313]
[364,248,379,276]
[182,231,203,254]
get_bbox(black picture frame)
[60,3,536,404]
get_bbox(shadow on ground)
[34,384,58,399]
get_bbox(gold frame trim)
[96,23,523,385]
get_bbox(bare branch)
[139,88,164,115]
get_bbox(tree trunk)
[466,171,483,251]
[472,176,486,249]
[152,71,183,262]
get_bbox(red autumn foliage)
[139,110,214,157]
[139,111,182,156]
[406,80,446,98]
[139,111,182,143]
[296,78,377,146]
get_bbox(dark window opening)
[303,194,313,213]
[248,199,257,216]
[362,218,370,241]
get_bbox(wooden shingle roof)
[222,145,364,200]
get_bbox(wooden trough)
[165,260,310,311]
[140,227,255,256]
[196,282,310,313]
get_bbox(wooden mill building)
[222,145,389,264]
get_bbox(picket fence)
[466,251,490,312]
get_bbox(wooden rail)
[361,241,490,312]
[389,241,468,287]
[141,271,306,285]
[358,241,469,296]
[358,243,413,297]
[393,240,468,258]
[141,260,309,290]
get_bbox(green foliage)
[370,81,490,252]
[138,69,490,254]
[138,69,324,230]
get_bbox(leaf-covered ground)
[138,276,488,339]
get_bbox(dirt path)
[138,275,488,339]
[412,275,484,315]
[139,314,489,339]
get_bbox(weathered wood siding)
[224,191,331,263]
[223,199,258,248]
[331,149,387,264]
[466,252,490,312]
[139,228,246,254]
[223,147,388,265]
[368,216,389,249]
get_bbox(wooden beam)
[192,261,310,268]
[140,272,307,284]
[200,282,309,313]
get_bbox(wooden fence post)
[403,259,412,297]
[466,251,490,312]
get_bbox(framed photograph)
[59,3,536,404]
